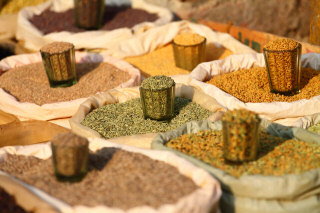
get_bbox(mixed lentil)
[207,66,320,103]
[30,6,158,34]
[125,44,232,77]
[166,130,320,177]
[81,97,212,139]
[0,187,30,213]
[0,62,130,105]
[0,149,198,209]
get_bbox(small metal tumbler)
[40,42,77,88]
[74,0,105,29]
[140,84,175,121]
[172,35,206,71]
[263,44,302,96]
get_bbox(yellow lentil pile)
[263,38,301,93]
[0,0,48,14]
[173,33,205,46]
[125,44,233,77]
[166,130,320,177]
[207,66,320,103]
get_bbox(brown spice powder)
[207,66,320,103]
[0,62,130,105]
[0,149,198,209]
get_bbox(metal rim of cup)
[262,43,302,53]
[140,82,176,92]
[172,36,207,48]
[40,44,75,56]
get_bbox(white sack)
[0,52,141,121]
[188,53,320,126]
[0,139,222,213]
[16,0,173,51]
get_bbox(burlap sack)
[152,119,320,213]
[188,52,320,126]
[69,83,225,148]
[0,51,141,121]
[0,139,222,213]
[16,0,173,51]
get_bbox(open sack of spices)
[0,132,221,213]
[69,78,225,149]
[0,42,141,125]
[188,39,320,126]
[152,110,320,213]
[109,20,256,77]
[16,0,173,51]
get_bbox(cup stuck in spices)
[74,0,105,29]
[51,132,89,182]
[172,33,206,71]
[40,42,77,88]
[222,109,261,163]
[263,38,302,96]
[140,75,175,121]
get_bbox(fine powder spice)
[81,97,212,139]
[207,66,320,103]
[0,62,130,105]
[0,187,29,213]
[30,6,158,35]
[166,130,320,177]
[125,44,233,77]
[0,149,198,209]
[173,33,205,46]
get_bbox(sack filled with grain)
[0,138,222,213]
[16,0,173,51]
[0,51,141,126]
[152,119,320,213]
[187,52,320,126]
[69,84,225,148]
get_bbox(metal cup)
[74,0,105,29]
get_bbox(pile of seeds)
[30,6,158,34]
[0,62,130,105]
[81,97,212,139]
[0,187,29,213]
[125,44,232,77]
[173,33,205,46]
[207,66,320,103]
[308,123,320,134]
[166,130,320,177]
[141,75,175,90]
[0,149,198,209]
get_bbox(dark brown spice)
[30,6,159,35]
[0,149,198,209]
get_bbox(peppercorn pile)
[0,187,29,213]
[0,149,198,209]
[207,66,320,103]
[81,97,212,139]
[30,6,158,34]
[166,130,320,177]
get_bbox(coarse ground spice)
[166,130,320,177]
[0,187,30,213]
[264,38,300,51]
[173,33,205,46]
[81,97,212,139]
[30,6,158,35]
[0,149,198,209]
[40,42,74,54]
[125,44,233,77]
[0,62,130,105]
[308,123,320,134]
[207,66,320,103]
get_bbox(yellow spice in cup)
[173,33,205,46]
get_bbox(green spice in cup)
[172,33,206,71]
[51,132,89,182]
[40,42,77,88]
[74,0,105,29]
[140,75,175,121]
[222,109,261,163]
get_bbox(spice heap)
[140,75,175,120]
[0,149,198,209]
[263,38,301,94]
[173,33,205,46]
[222,109,261,162]
[0,62,130,105]
[207,66,320,103]
[81,97,211,139]
[166,130,320,177]
[125,44,232,77]
[308,123,320,134]
[0,187,29,213]
[30,6,158,34]
[51,132,89,182]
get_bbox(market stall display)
[152,119,320,213]
[0,139,222,213]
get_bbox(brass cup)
[74,0,105,30]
